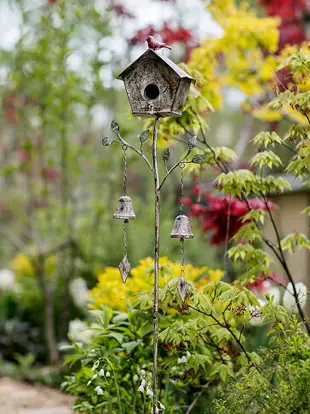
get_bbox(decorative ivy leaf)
[191,154,206,164]
[163,147,171,162]
[111,120,119,134]
[139,130,149,143]
[102,136,113,146]
[188,135,197,150]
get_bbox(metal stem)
[152,115,160,414]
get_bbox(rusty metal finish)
[117,49,195,118]
[113,196,136,220]
[170,214,194,239]
[119,255,131,283]
[177,275,189,302]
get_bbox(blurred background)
[0,0,309,396]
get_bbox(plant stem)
[262,196,310,335]
[152,115,160,414]
[36,254,59,364]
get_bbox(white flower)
[159,401,165,410]
[133,374,139,381]
[181,356,187,363]
[95,386,104,396]
[69,278,89,309]
[283,282,308,313]
[99,369,105,376]
[92,374,98,380]
[0,269,15,290]
[92,361,100,371]
[141,379,146,387]
[140,369,146,376]
[177,358,183,364]
[186,351,191,359]
[138,385,144,393]
[105,371,111,377]
[146,388,154,397]
[68,319,95,345]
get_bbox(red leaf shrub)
[129,21,194,48]
[184,190,275,246]
[111,4,135,19]
[259,0,307,49]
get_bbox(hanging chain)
[122,145,128,195]
[123,219,128,257]
[180,237,185,277]
[180,162,185,214]
[179,163,185,278]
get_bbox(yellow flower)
[10,253,57,280]
[89,257,223,311]
[11,253,34,278]
[253,107,282,122]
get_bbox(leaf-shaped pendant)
[177,276,189,302]
[111,120,119,134]
[119,256,131,283]
[163,147,171,162]
[139,130,149,143]
[188,135,197,150]
[191,154,206,164]
[102,136,113,146]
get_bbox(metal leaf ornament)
[188,135,197,150]
[111,120,119,134]
[139,130,149,143]
[177,276,189,302]
[163,147,171,162]
[191,154,206,164]
[102,136,113,146]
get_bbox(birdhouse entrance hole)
[144,84,160,100]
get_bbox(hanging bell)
[170,214,193,239]
[113,196,136,220]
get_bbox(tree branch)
[115,132,153,172]
[188,305,254,367]
[158,149,191,191]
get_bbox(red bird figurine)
[146,36,172,51]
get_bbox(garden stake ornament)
[102,42,196,414]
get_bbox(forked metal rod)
[152,115,160,414]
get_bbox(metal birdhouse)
[117,49,196,118]
[113,196,136,220]
[170,215,194,239]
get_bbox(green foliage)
[213,316,310,414]
[63,281,265,412]
[281,232,310,253]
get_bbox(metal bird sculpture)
[146,35,172,51]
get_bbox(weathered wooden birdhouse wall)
[117,49,195,118]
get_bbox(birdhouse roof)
[116,49,196,82]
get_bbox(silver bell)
[170,214,193,239]
[113,196,136,220]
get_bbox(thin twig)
[188,305,254,367]
[0,229,29,254]
[262,195,310,335]
[116,132,153,172]
[158,149,191,191]
[185,383,210,414]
